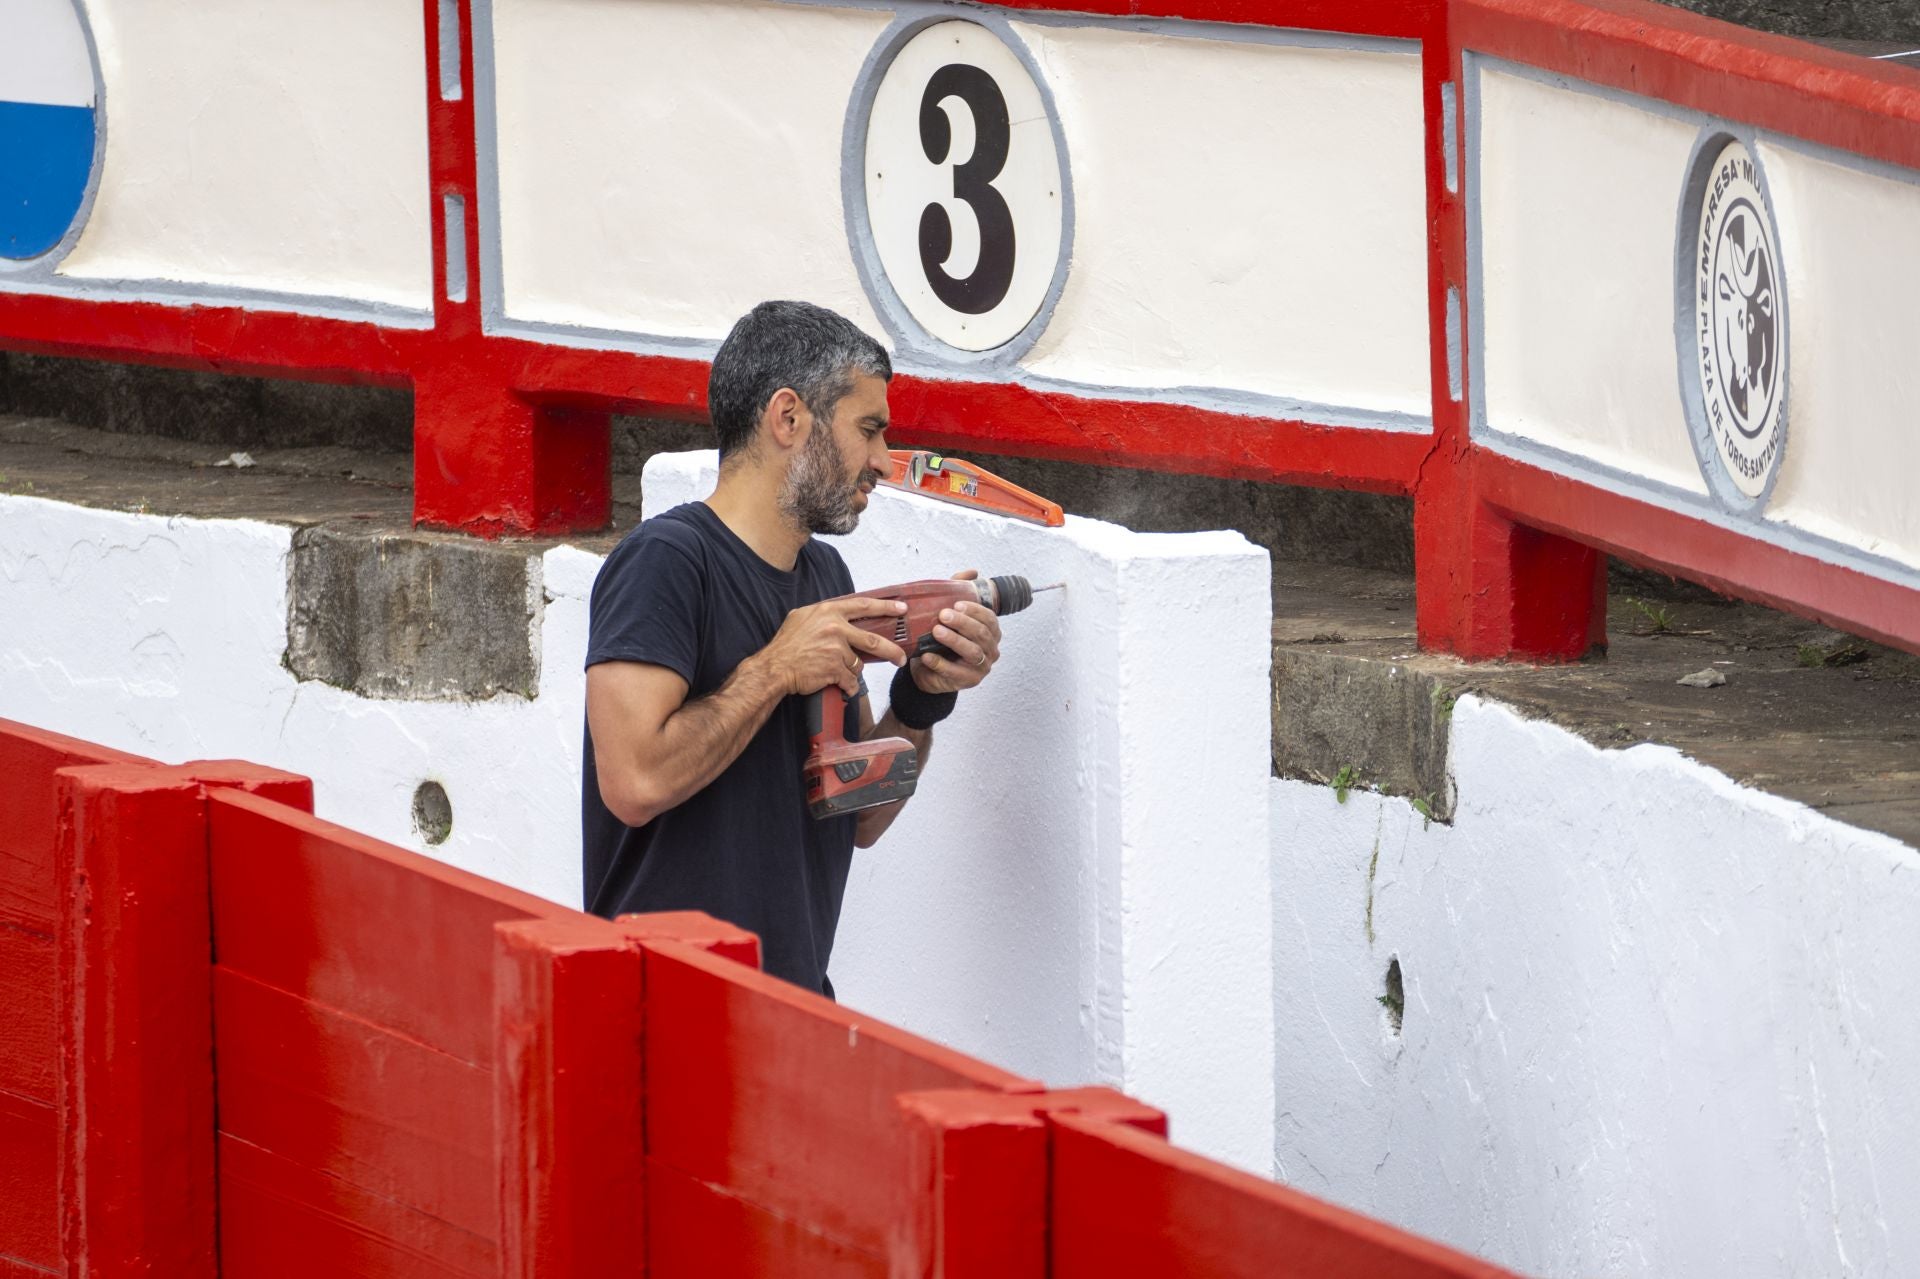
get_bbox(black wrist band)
[889,665,957,730]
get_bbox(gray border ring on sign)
[0,0,108,279]
[1672,125,1791,515]
[840,8,1075,371]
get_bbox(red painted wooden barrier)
[1050,1110,1512,1278]
[0,722,1524,1276]
[0,722,147,1277]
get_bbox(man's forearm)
[853,709,931,847]
[623,654,790,824]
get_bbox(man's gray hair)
[708,301,892,459]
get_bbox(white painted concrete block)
[1271,694,1920,1278]
[641,451,1277,1174]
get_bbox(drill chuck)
[986,575,1033,616]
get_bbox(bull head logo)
[1714,207,1776,432]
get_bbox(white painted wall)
[1014,25,1431,418]
[1273,695,1920,1279]
[1476,66,1706,495]
[0,465,1277,1175]
[1756,140,1920,573]
[489,0,890,340]
[54,0,434,310]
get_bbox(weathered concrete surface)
[1271,649,1453,819]
[1269,561,1920,848]
[286,525,544,702]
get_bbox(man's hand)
[908,569,1003,695]
[762,596,909,697]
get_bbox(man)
[581,300,1003,997]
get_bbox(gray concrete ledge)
[286,525,544,703]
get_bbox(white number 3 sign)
[859,21,1067,354]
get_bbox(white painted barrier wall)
[1272,695,1920,1279]
[0,460,1277,1175]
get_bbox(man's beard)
[779,422,866,536]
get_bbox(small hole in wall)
[412,781,453,846]
[1378,957,1405,1036]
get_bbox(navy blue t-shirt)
[581,501,863,995]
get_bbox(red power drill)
[804,575,1050,819]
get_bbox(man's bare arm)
[590,596,910,828]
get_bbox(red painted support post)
[494,917,647,1279]
[1411,5,1606,663]
[895,1087,1168,1279]
[613,910,762,970]
[54,762,308,1279]
[413,0,613,537]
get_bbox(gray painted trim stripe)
[1441,79,1458,194]
[1444,285,1462,402]
[443,193,469,304]
[0,276,436,328]
[439,0,465,101]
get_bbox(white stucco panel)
[55,0,434,310]
[1272,696,1920,1278]
[1476,66,1707,495]
[489,0,887,341]
[1756,141,1920,573]
[1012,26,1431,419]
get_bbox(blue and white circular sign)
[0,0,100,263]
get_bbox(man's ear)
[761,387,809,451]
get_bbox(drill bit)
[1031,582,1065,594]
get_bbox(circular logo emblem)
[858,20,1066,353]
[0,0,101,265]
[1678,136,1788,505]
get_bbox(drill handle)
[805,683,850,744]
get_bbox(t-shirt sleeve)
[584,527,704,682]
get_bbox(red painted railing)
[0,717,1514,1276]
[0,1,1911,664]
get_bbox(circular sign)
[0,0,101,264]
[1678,135,1788,505]
[861,21,1066,353]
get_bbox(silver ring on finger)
[974,651,987,668]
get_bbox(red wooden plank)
[494,918,646,1279]
[640,940,1039,1260]
[212,967,495,1242]
[1049,1112,1516,1279]
[0,719,145,935]
[1477,451,1920,657]
[218,1134,494,1279]
[1456,0,1920,175]
[888,376,1430,496]
[0,1089,57,1273]
[0,294,419,386]
[0,925,54,1104]
[208,790,565,1064]
[55,765,219,1279]
[646,1160,877,1279]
